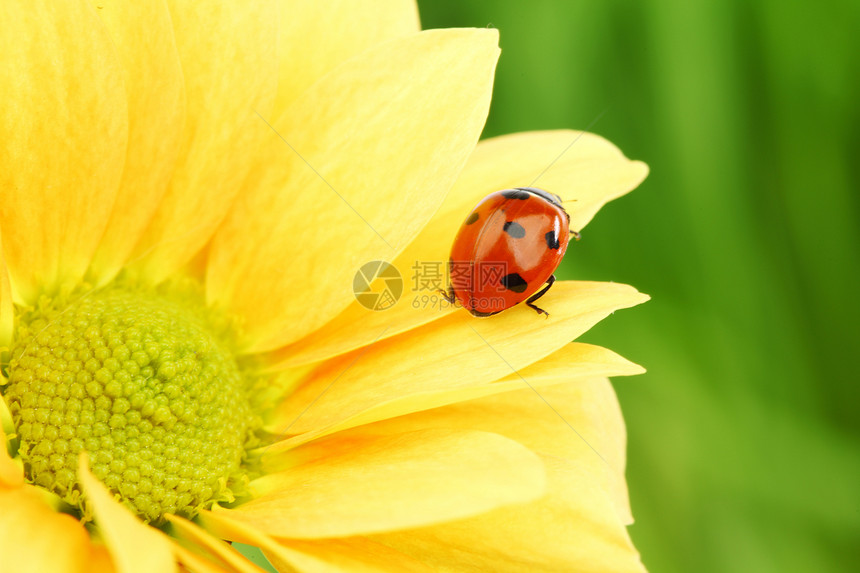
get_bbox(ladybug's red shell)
[448,187,571,316]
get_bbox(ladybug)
[441,187,579,317]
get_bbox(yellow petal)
[264,293,456,370]
[266,538,435,573]
[352,378,634,525]
[170,543,230,573]
[78,454,177,573]
[87,0,186,286]
[166,514,266,573]
[206,28,500,353]
[0,416,24,488]
[264,341,643,441]
[226,429,544,538]
[127,0,279,284]
[0,485,96,573]
[0,232,13,349]
[88,544,118,573]
[0,394,14,439]
[436,129,649,235]
[200,510,432,573]
[0,0,128,302]
[267,129,647,368]
[372,457,646,573]
[196,511,303,568]
[272,0,420,116]
[365,382,644,571]
[266,281,647,444]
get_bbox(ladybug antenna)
[528,107,609,187]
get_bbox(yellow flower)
[0,1,649,572]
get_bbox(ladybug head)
[513,187,565,207]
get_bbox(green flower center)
[2,286,257,523]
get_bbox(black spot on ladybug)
[465,212,479,225]
[501,189,530,200]
[500,273,528,293]
[545,230,560,249]
[503,221,526,238]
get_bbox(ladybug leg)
[439,286,455,304]
[570,230,582,241]
[525,274,555,317]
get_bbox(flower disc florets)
[2,287,256,522]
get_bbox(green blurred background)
[417,1,860,571]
